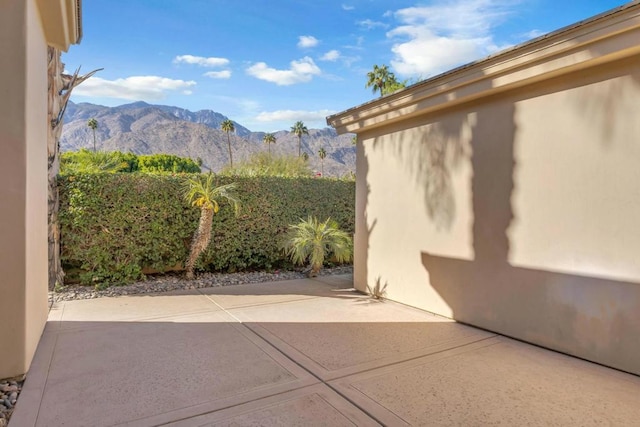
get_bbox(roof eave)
[37,0,83,51]
[327,1,640,135]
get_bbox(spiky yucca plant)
[183,174,240,279]
[283,216,352,277]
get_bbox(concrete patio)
[10,274,640,426]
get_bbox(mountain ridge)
[61,101,355,176]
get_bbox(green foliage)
[282,216,353,276]
[263,132,276,154]
[59,173,354,286]
[137,153,201,173]
[60,150,200,175]
[291,121,309,157]
[365,64,406,97]
[221,119,235,167]
[60,149,137,174]
[221,152,313,178]
[183,174,241,279]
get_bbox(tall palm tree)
[318,147,327,177]
[365,64,404,97]
[87,118,98,152]
[291,121,309,157]
[263,132,276,155]
[283,216,353,277]
[183,173,240,279]
[221,119,235,167]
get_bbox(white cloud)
[256,109,336,123]
[342,4,354,10]
[357,19,389,30]
[246,57,321,85]
[387,0,516,77]
[204,70,232,79]
[173,55,230,67]
[298,35,320,48]
[320,50,341,61]
[73,76,196,100]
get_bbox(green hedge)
[59,173,355,286]
[60,150,201,174]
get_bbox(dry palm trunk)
[185,207,214,279]
[47,47,101,290]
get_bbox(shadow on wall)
[573,50,640,145]
[420,60,640,375]
[370,109,472,231]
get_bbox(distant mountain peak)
[114,101,153,110]
[60,101,356,177]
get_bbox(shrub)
[221,152,312,177]
[283,216,353,277]
[60,150,201,175]
[59,173,354,286]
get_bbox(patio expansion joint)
[31,331,61,427]
[192,290,503,426]
[189,290,390,425]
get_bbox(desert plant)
[221,119,235,167]
[291,121,309,157]
[318,147,327,177]
[87,118,98,152]
[184,173,240,279]
[263,132,276,155]
[283,216,352,277]
[365,64,405,97]
[222,152,312,178]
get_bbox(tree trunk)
[47,47,64,290]
[227,134,233,168]
[47,48,101,290]
[185,207,214,279]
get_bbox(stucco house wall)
[329,3,640,375]
[0,0,81,379]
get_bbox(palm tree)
[365,64,404,97]
[221,119,235,167]
[263,132,276,155]
[291,121,309,157]
[87,118,98,152]
[318,147,327,177]
[183,173,240,279]
[283,216,353,277]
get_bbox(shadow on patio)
[11,275,640,426]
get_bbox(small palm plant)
[283,216,352,277]
[183,173,240,279]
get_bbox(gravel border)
[49,265,353,303]
[0,378,23,427]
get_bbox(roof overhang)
[36,0,82,51]
[327,2,640,135]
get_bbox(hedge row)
[61,150,201,174]
[59,173,355,286]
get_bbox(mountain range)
[60,101,355,176]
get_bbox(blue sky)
[63,0,630,132]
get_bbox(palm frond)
[282,216,352,275]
